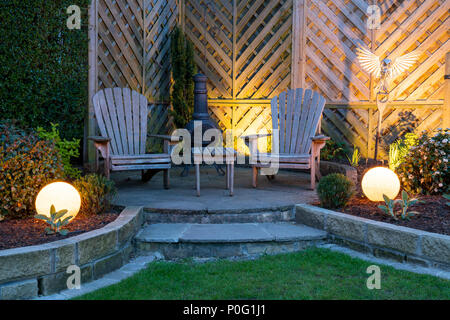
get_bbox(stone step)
[143,208,295,224]
[135,223,327,259]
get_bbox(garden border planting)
[296,204,450,270]
[0,207,144,300]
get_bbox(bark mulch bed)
[315,160,449,236]
[338,195,449,236]
[0,212,120,250]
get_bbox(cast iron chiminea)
[185,73,221,146]
[181,73,224,176]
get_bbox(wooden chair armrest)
[311,135,330,143]
[88,136,111,143]
[148,134,182,143]
[240,133,272,141]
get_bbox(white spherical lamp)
[361,167,400,202]
[35,182,81,222]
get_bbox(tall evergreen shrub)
[170,26,196,128]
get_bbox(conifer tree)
[170,26,196,128]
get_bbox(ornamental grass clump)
[0,122,64,219]
[397,128,449,195]
[317,173,354,209]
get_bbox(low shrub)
[317,173,354,209]
[388,132,418,171]
[321,140,350,162]
[397,128,449,195]
[74,174,117,216]
[37,123,81,179]
[0,122,64,218]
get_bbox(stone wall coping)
[0,206,143,258]
[0,206,144,292]
[296,204,445,238]
[295,203,450,267]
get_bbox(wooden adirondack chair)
[89,88,178,188]
[242,88,329,190]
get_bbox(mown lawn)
[76,248,449,300]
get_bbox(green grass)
[76,248,449,300]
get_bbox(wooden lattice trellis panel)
[90,0,448,162]
[374,0,449,101]
[184,0,293,99]
[146,104,175,152]
[97,0,145,91]
[184,0,234,98]
[235,0,293,98]
[144,0,179,100]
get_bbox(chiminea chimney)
[184,74,222,146]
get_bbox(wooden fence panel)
[144,0,179,100]
[184,0,234,98]
[90,0,448,161]
[97,0,145,91]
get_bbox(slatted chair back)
[270,88,326,155]
[93,88,148,156]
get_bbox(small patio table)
[192,147,237,197]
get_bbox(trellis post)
[444,52,450,129]
[291,0,307,89]
[86,0,98,169]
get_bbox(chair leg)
[252,166,258,188]
[310,159,316,190]
[163,169,170,189]
[104,157,110,179]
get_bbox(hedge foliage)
[0,122,64,219]
[0,0,90,140]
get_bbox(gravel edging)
[296,204,450,271]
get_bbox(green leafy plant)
[170,26,196,128]
[397,128,449,195]
[321,140,350,161]
[37,123,81,179]
[0,122,64,219]
[34,205,72,235]
[0,214,4,222]
[346,146,360,167]
[378,191,420,220]
[389,132,418,171]
[317,173,354,209]
[74,174,117,216]
[444,194,450,206]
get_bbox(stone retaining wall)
[0,207,144,300]
[296,204,450,270]
[319,161,358,185]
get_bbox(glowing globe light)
[361,167,400,202]
[35,182,81,222]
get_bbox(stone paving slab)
[180,224,274,243]
[137,223,327,244]
[112,167,318,212]
[260,223,327,241]
[137,224,190,243]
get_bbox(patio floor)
[112,166,318,213]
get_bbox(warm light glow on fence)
[361,167,400,202]
[35,182,81,222]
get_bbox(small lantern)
[35,182,81,222]
[361,167,400,202]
